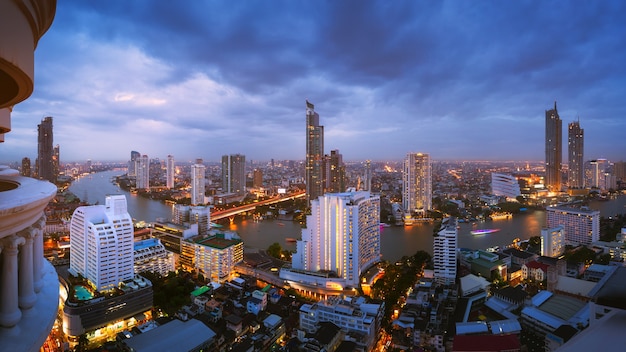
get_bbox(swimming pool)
[74,285,94,301]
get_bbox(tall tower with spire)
[545,102,562,192]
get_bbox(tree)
[267,242,282,259]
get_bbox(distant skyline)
[3,1,626,163]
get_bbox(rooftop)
[123,319,216,352]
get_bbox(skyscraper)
[433,217,457,285]
[402,152,432,219]
[128,150,140,177]
[21,157,31,177]
[253,168,263,188]
[136,154,149,190]
[52,144,60,180]
[288,191,380,288]
[166,154,175,189]
[327,149,345,193]
[568,120,584,189]
[545,102,562,192]
[37,116,54,183]
[69,195,134,291]
[222,154,246,195]
[306,100,324,204]
[363,160,372,192]
[191,159,206,205]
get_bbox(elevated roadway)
[211,191,305,221]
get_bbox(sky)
[4,0,626,163]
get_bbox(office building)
[283,191,380,290]
[166,154,175,189]
[21,157,31,177]
[491,173,521,199]
[546,206,600,245]
[541,226,565,257]
[364,160,372,191]
[402,152,432,218]
[222,154,246,195]
[568,120,584,188]
[37,116,55,182]
[327,149,345,193]
[306,100,324,204]
[69,195,134,291]
[253,168,263,188]
[180,233,243,282]
[545,102,562,192]
[134,238,174,276]
[299,296,384,352]
[128,150,140,177]
[136,154,149,190]
[191,159,206,205]
[0,4,59,350]
[433,217,458,285]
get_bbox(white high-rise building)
[541,226,565,257]
[136,154,149,190]
[546,206,600,245]
[69,195,134,292]
[191,159,206,205]
[402,152,432,218]
[287,191,380,289]
[491,173,521,200]
[166,154,175,189]
[433,217,457,286]
[190,205,211,236]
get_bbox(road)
[211,191,305,220]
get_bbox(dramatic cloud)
[4,0,626,163]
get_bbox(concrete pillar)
[32,216,45,292]
[18,227,36,309]
[0,235,26,327]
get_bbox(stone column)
[0,235,26,328]
[33,216,46,292]
[18,227,36,310]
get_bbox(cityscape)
[2,2,626,352]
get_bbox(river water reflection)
[70,170,626,262]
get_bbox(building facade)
[541,226,565,257]
[134,238,175,276]
[191,159,206,205]
[288,191,380,289]
[491,173,521,199]
[545,102,562,192]
[546,206,600,245]
[567,121,584,189]
[222,154,246,195]
[37,116,55,182]
[166,154,175,189]
[136,154,149,190]
[434,217,458,285]
[128,150,140,177]
[180,234,243,282]
[403,152,432,217]
[326,149,345,193]
[305,100,325,204]
[69,195,134,291]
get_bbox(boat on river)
[470,228,501,235]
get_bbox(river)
[69,170,626,262]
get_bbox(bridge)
[211,191,306,221]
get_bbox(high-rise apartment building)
[128,150,140,177]
[21,157,31,177]
[136,154,150,190]
[287,191,380,288]
[546,206,600,245]
[306,100,324,204]
[191,159,206,205]
[541,226,565,257]
[52,144,60,180]
[363,160,372,192]
[614,161,626,186]
[545,102,562,192]
[37,116,55,183]
[253,168,263,188]
[69,195,134,291]
[491,173,521,199]
[585,159,609,190]
[402,152,432,218]
[568,120,584,189]
[222,154,246,195]
[166,154,175,189]
[433,217,457,285]
[0,3,57,349]
[327,149,345,193]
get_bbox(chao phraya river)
[70,170,626,262]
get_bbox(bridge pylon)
[228,216,235,224]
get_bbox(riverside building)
[402,152,432,223]
[545,102,562,192]
[546,206,600,246]
[191,159,206,205]
[491,173,522,200]
[567,120,584,189]
[305,100,325,204]
[433,217,458,285]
